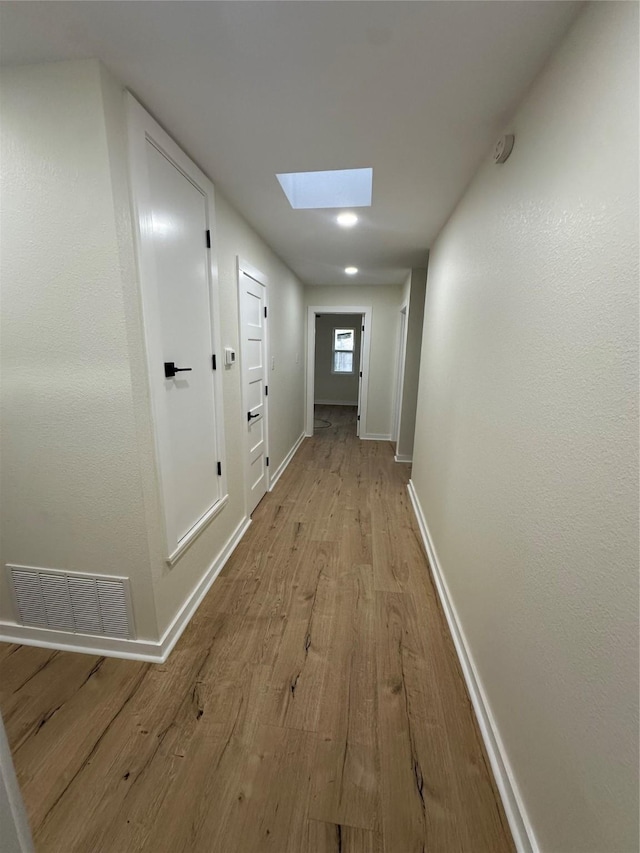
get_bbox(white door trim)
[0,715,34,853]
[126,93,227,564]
[237,258,270,513]
[306,305,372,437]
[393,303,409,444]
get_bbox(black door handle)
[247,412,260,422]
[165,362,193,378]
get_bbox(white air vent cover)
[8,565,134,639]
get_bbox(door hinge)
[362,325,365,331]
[206,229,211,249]
[357,415,360,421]
[212,354,217,370]
[266,456,270,467]
[265,385,268,396]
[264,306,268,318]
[217,461,222,476]
[359,371,362,378]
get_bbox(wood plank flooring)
[0,405,514,852]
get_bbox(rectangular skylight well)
[276,168,373,209]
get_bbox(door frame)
[393,303,409,444]
[306,305,372,437]
[127,93,227,566]
[237,257,270,514]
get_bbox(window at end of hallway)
[332,328,355,374]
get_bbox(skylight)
[276,168,373,210]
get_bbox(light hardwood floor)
[0,406,514,852]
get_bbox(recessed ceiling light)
[337,212,358,228]
[276,168,373,209]
[345,266,358,275]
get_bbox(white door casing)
[238,260,269,515]
[127,94,227,565]
[393,304,408,444]
[356,317,365,437]
[306,305,372,437]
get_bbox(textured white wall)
[411,4,639,851]
[314,313,361,404]
[0,60,158,639]
[305,285,402,437]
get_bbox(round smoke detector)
[494,134,515,164]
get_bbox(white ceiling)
[0,1,582,286]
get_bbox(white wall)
[0,59,306,648]
[0,60,158,640]
[410,5,639,852]
[306,285,402,438]
[314,313,361,404]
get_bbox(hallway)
[0,407,513,852]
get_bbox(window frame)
[331,326,356,375]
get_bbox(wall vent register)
[8,565,134,639]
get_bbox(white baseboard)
[314,399,358,406]
[360,433,392,441]
[394,453,412,463]
[269,432,305,492]
[0,622,163,662]
[407,480,537,853]
[0,515,251,664]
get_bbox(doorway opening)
[306,305,372,438]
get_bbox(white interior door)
[239,268,269,514]
[146,141,220,548]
